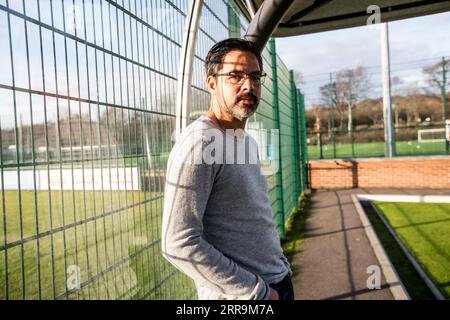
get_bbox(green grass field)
[307,140,448,159]
[373,201,450,299]
[0,190,195,300]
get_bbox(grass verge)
[362,201,436,300]
[281,191,311,265]
[373,201,450,299]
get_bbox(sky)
[0,0,185,129]
[276,11,450,107]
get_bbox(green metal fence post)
[319,132,323,160]
[297,89,308,191]
[228,1,241,38]
[351,129,355,158]
[329,73,336,158]
[289,70,300,198]
[442,57,448,154]
[348,74,355,158]
[269,38,285,238]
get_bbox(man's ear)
[207,75,216,94]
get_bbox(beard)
[224,93,259,121]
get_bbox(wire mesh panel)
[188,0,229,124]
[0,0,305,300]
[0,0,195,300]
[252,44,282,231]
[297,90,308,191]
[306,125,449,160]
[276,57,298,227]
[302,53,450,160]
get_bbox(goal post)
[446,119,450,141]
[417,128,446,143]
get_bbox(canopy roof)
[237,0,450,37]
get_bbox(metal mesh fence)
[0,0,191,300]
[302,51,450,160]
[0,0,307,299]
[307,125,449,160]
[276,58,299,229]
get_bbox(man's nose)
[241,76,255,91]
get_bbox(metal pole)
[228,1,241,38]
[245,0,257,18]
[442,57,448,154]
[319,132,323,159]
[348,75,352,133]
[381,22,396,157]
[244,0,295,53]
[19,113,24,162]
[297,89,308,191]
[290,70,300,197]
[175,0,203,140]
[348,74,354,157]
[329,73,336,158]
[270,38,285,239]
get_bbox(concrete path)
[291,188,450,300]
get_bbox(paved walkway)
[291,188,450,300]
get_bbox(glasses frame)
[213,71,267,86]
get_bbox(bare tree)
[422,59,448,93]
[422,58,449,121]
[356,99,383,127]
[293,70,305,87]
[320,66,371,131]
[405,85,423,125]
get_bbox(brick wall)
[309,156,450,189]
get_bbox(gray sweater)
[161,115,290,300]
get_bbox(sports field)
[373,201,450,299]
[308,140,447,159]
[0,190,195,300]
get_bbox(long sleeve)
[161,134,269,300]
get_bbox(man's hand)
[267,287,279,300]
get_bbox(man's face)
[207,50,262,121]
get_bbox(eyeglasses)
[214,71,267,85]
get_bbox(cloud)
[276,11,450,106]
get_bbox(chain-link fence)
[0,0,307,300]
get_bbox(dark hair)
[204,38,263,77]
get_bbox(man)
[161,38,293,300]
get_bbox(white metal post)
[381,22,396,157]
[175,0,203,140]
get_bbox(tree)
[357,98,383,127]
[422,58,449,121]
[404,85,423,126]
[293,70,305,87]
[319,66,371,131]
[422,59,448,94]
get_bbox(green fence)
[307,125,449,160]
[0,0,307,300]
